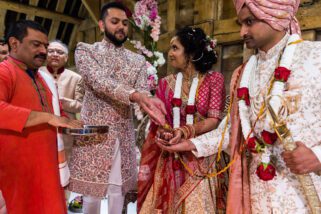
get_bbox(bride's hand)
[156,139,196,153]
[155,126,173,145]
[168,129,183,145]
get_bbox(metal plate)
[59,125,109,136]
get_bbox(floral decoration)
[274,66,291,82]
[130,0,165,91]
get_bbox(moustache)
[115,30,125,35]
[34,54,47,60]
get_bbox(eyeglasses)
[47,49,66,56]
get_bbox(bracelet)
[186,124,195,139]
[175,125,195,139]
[183,125,191,140]
[175,127,188,139]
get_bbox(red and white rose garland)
[237,34,301,181]
[172,72,199,128]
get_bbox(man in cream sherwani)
[40,40,84,160]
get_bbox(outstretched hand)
[48,115,83,129]
[167,129,183,145]
[155,126,173,145]
[282,141,321,175]
[155,139,196,153]
[132,92,166,125]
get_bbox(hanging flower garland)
[237,34,302,181]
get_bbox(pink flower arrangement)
[133,0,161,42]
[130,0,165,90]
[131,40,154,58]
[146,61,158,91]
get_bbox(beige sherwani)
[68,39,149,197]
[191,34,321,213]
[40,66,84,159]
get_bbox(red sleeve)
[208,72,226,119]
[59,100,69,118]
[0,64,31,132]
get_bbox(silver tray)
[59,125,109,136]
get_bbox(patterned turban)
[233,0,301,34]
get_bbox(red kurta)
[0,58,66,214]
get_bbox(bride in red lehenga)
[138,26,229,214]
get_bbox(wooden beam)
[48,0,67,40]
[78,18,97,31]
[26,0,39,20]
[193,0,216,35]
[81,0,100,25]
[0,9,6,38]
[67,25,79,66]
[95,27,102,41]
[298,15,321,31]
[86,28,97,44]
[167,0,176,32]
[297,1,321,17]
[214,18,239,36]
[215,32,242,44]
[158,31,176,52]
[193,20,214,37]
[301,30,316,41]
[195,0,216,21]
[0,0,82,25]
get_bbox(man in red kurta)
[0,20,81,214]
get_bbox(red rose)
[247,137,258,153]
[172,98,182,107]
[274,67,291,82]
[256,163,276,181]
[261,130,278,145]
[237,87,250,106]
[185,105,196,114]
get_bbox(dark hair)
[175,26,218,74]
[5,20,48,44]
[100,2,127,20]
[0,38,6,45]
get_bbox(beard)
[104,25,127,47]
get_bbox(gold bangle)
[176,127,187,139]
[184,126,191,139]
[186,125,195,138]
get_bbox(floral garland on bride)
[237,34,302,181]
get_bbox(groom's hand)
[282,141,321,174]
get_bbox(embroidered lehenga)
[138,71,227,214]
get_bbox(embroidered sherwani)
[68,39,149,197]
[191,34,321,213]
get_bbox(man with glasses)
[40,40,84,161]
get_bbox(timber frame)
[0,0,321,81]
